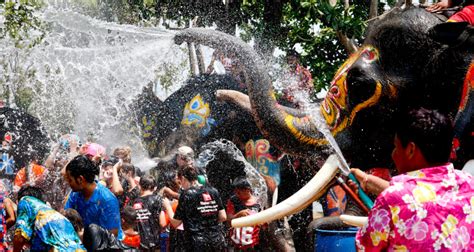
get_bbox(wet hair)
[287,49,300,59]
[113,146,132,163]
[135,167,144,177]
[122,163,136,177]
[159,170,179,191]
[178,166,198,182]
[66,155,100,183]
[63,208,84,233]
[17,186,44,202]
[139,175,156,191]
[28,150,42,163]
[396,108,453,164]
[121,206,137,226]
[102,156,119,167]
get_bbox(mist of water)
[0,4,191,163]
[195,139,268,208]
[287,82,351,174]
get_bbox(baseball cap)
[177,146,194,160]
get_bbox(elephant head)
[174,6,474,226]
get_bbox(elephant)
[173,5,474,232]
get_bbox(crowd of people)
[0,133,266,251]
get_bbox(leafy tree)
[0,0,47,109]
[0,0,46,48]
[279,0,368,91]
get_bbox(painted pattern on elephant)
[322,45,382,135]
[181,94,216,136]
[245,139,281,185]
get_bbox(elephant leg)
[267,218,296,252]
[289,207,314,252]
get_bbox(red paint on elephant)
[459,63,474,111]
[321,46,380,134]
[323,185,347,216]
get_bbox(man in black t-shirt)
[132,175,162,251]
[163,166,227,251]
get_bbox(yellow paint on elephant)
[349,82,383,125]
[141,116,156,138]
[388,82,398,99]
[321,46,383,137]
[283,114,328,146]
[412,181,437,203]
[181,94,211,128]
[329,81,383,136]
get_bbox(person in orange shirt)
[13,151,46,193]
[121,206,140,249]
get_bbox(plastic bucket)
[314,227,358,252]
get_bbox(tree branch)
[336,31,357,54]
[195,44,206,74]
[187,42,197,76]
[369,0,378,19]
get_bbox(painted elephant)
[173,6,474,228]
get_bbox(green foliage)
[155,55,188,95]
[1,0,46,48]
[15,86,34,110]
[280,0,367,91]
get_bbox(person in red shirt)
[427,0,474,25]
[226,177,262,251]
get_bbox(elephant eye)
[360,46,379,63]
[346,67,377,108]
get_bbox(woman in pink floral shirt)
[355,108,474,251]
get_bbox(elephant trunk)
[231,154,340,228]
[216,89,309,118]
[175,28,328,157]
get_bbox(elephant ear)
[429,22,474,47]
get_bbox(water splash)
[195,139,268,208]
[134,157,158,172]
[0,5,190,163]
[308,106,351,175]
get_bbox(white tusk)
[339,215,368,227]
[232,154,340,228]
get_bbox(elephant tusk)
[231,154,340,228]
[339,215,368,227]
[216,90,252,113]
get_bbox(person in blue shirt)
[64,155,123,239]
[13,186,86,252]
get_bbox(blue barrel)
[314,228,358,252]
